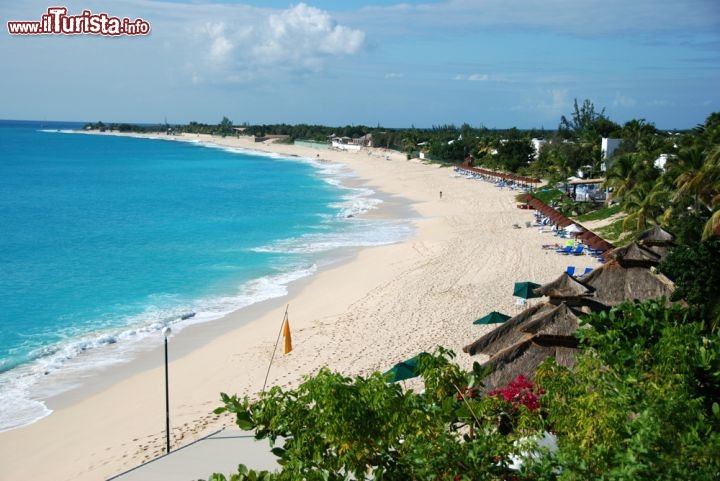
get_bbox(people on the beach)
[439,191,443,199]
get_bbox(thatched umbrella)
[637,225,675,246]
[471,303,581,392]
[479,338,577,393]
[582,261,675,308]
[534,272,594,306]
[606,242,662,267]
[463,303,552,356]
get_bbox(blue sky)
[2,0,718,129]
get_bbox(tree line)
[84,103,719,244]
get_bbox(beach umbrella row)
[518,195,614,253]
[458,166,541,186]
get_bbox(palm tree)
[604,153,639,203]
[621,181,672,233]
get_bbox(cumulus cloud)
[511,89,570,119]
[468,74,489,81]
[613,92,637,108]
[189,3,365,83]
[454,73,490,81]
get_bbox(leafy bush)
[536,300,720,480]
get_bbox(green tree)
[621,181,670,233]
[218,116,234,137]
[536,300,720,480]
[558,99,619,142]
[660,237,720,326]
[210,348,546,481]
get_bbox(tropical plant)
[535,300,720,480]
[208,348,548,481]
[620,181,671,233]
[659,237,720,326]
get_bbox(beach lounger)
[559,245,583,255]
[566,266,576,276]
[578,267,593,277]
[555,245,572,254]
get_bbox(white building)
[531,138,547,160]
[601,138,622,171]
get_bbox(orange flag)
[282,317,292,354]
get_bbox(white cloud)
[511,89,569,119]
[613,92,637,108]
[188,3,365,83]
[468,74,489,81]
[454,73,489,81]
[385,72,404,79]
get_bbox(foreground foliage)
[536,300,720,480]
[205,299,720,480]
[210,348,546,480]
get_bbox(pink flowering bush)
[488,375,545,411]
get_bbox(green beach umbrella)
[513,281,543,299]
[384,352,429,383]
[473,311,511,325]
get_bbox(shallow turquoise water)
[0,120,412,430]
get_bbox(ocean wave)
[253,219,413,254]
[0,264,317,432]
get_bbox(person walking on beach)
[439,191,443,199]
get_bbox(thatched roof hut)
[535,273,594,306]
[468,303,581,392]
[636,226,675,260]
[637,225,675,245]
[462,303,580,357]
[463,303,550,356]
[606,242,662,267]
[480,338,577,393]
[581,261,675,308]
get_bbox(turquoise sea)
[0,120,412,431]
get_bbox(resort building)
[330,133,373,151]
[531,138,547,160]
[600,137,622,171]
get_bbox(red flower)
[456,386,478,401]
[488,375,543,410]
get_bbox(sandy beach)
[0,134,599,480]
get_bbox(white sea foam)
[0,265,317,432]
[1,133,414,433]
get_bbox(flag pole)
[262,304,289,394]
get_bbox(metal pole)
[164,331,171,454]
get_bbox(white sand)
[0,134,599,480]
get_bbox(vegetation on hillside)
[206,296,720,480]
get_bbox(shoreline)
[0,133,599,480]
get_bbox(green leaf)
[235,411,254,431]
[270,447,286,458]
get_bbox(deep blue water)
[0,120,411,431]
